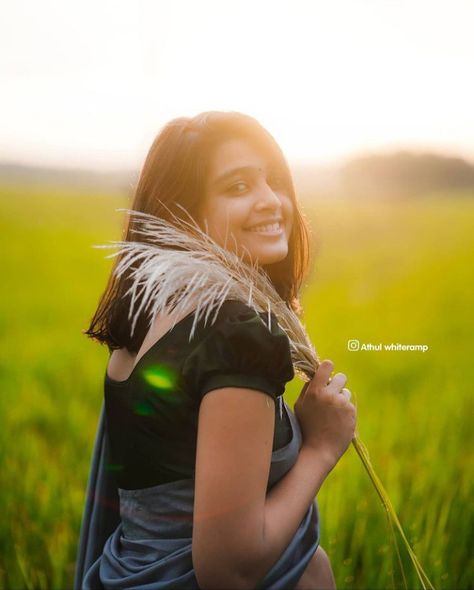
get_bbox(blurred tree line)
[339,151,474,197]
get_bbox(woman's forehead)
[208,138,278,183]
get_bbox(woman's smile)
[244,220,284,235]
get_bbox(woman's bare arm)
[250,444,333,585]
[192,387,333,590]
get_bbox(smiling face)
[196,138,294,266]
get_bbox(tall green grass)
[0,184,472,589]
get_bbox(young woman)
[75,111,356,590]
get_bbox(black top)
[104,299,295,490]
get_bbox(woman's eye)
[228,181,249,193]
[268,175,285,189]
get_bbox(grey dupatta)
[74,400,320,590]
[74,402,121,589]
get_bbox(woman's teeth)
[246,222,282,233]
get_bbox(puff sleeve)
[182,300,295,403]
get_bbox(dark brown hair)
[84,111,313,353]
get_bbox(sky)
[1,0,473,171]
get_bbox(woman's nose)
[255,181,282,209]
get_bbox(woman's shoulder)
[207,298,280,330]
[183,298,295,400]
[194,298,291,351]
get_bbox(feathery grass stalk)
[93,203,436,589]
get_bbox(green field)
[0,184,472,589]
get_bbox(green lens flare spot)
[142,365,176,390]
[133,401,155,416]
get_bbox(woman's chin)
[242,246,289,266]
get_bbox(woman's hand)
[294,359,357,469]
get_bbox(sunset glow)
[1,0,473,169]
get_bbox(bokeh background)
[1,1,473,589]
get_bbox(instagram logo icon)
[348,339,360,351]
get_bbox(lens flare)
[142,365,177,390]
[133,401,155,416]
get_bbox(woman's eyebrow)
[213,165,264,186]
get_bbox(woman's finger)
[340,387,351,400]
[326,372,347,395]
[312,360,334,390]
